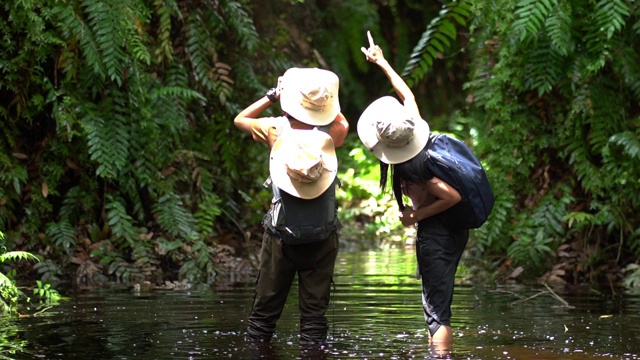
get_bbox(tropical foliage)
[1,0,270,287]
[1,0,639,291]
[463,0,640,284]
[0,231,61,315]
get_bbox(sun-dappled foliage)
[464,0,640,285]
[0,0,270,287]
[1,0,640,292]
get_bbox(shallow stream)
[5,248,640,359]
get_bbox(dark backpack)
[394,133,495,229]
[262,177,340,245]
[261,123,340,245]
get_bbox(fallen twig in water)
[542,283,572,307]
[33,306,53,316]
[495,284,574,308]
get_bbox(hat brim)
[269,128,338,199]
[357,96,430,164]
[279,68,341,126]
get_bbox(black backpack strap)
[314,125,331,133]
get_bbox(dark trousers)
[416,217,469,336]
[247,231,339,343]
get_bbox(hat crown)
[377,118,415,148]
[279,68,340,126]
[300,84,333,111]
[269,127,338,199]
[285,144,325,183]
[356,96,430,165]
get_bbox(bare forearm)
[376,59,415,104]
[401,198,458,226]
[234,97,273,133]
[414,198,456,221]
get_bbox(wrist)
[411,208,419,222]
[266,88,278,103]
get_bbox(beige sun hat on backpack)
[278,68,341,126]
[269,127,337,199]
[357,96,430,164]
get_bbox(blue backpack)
[394,133,495,229]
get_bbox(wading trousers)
[246,231,339,343]
[416,217,469,336]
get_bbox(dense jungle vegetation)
[1,0,639,300]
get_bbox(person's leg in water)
[416,218,468,345]
[246,232,296,341]
[287,233,339,343]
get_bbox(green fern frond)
[0,251,40,263]
[82,95,130,179]
[149,65,194,129]
[53,4,106,81]
[83,0,128,86]
[164,64,190,87]
[153,0,178,64]
[125,19,151,67]
[130,146,157,188]
[212,61,234,105]
[105,195,139,246]
[152,86,207,103]
[588,80,626,151]
[610,130,640,159]
[474,192,516,255]
[32,259,62,285]
[616,47,640,101]
[185,17,218,92]
[507,187,572,271]
[194,194,222,236]
[107,256,142,283]
[545,6,572,56]
[129,234,159,274]
[401,0,472,87]
[0,164,28,196]
[60,186,88,220]
[592,0,631,40]
[512,0,558,42]
[45,220,77,254]
[583,0,631,66]
[523,40,565,96]
[152,192,198,241]
[222,1,259,52]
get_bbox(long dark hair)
[380,145,433,210]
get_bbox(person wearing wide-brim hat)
[233,67,349,344]
[235,67,348,148]
[358,31,467,348]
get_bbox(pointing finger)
[367,30,375,48]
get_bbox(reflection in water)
[5,248,640,359]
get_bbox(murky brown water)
[5,248,640,359]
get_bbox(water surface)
[6,248,640,359]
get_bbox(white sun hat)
[357,96,430,164]
[278,68,341,126]
[269,127,337,199]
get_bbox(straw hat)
[357,96,430,164]
[269,127,337,199]
[279,68,341,126]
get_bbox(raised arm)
[233,88,279,134]
[360,31,420,119]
